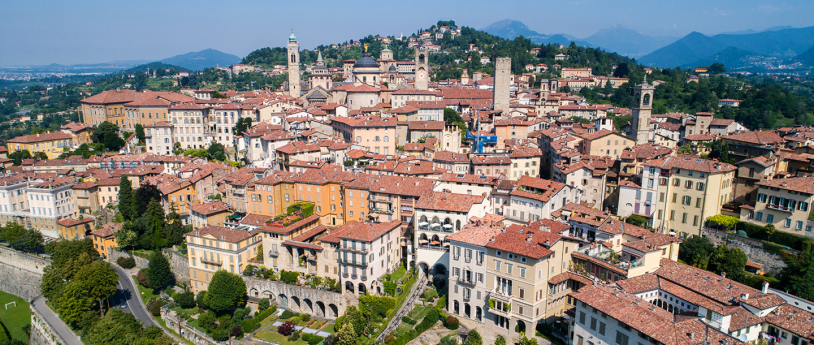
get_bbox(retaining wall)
[29,297,65,345]
[107,247,190,282]
[0,246,49,300]
[701,229,787,274]
[161,307,226,345]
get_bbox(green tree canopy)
[678,236,715,269]
[147,250,173,290]
[118,176,136,221]
[205,271,247,313]
[780,254,814,301]
[708,244,748,280]
[707,214,739,228]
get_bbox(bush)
[117,256,136,269]
[270,305,278,314]
[196,291,208,309]
[278,321,296,336]
[626,215,648,227]
[258,298,269,312]
[467,330,483,345]
[288,331,301,342]
[175,291,195,309]
[401,316,416,325]
[302,333,324,345]
[148,300,164,316]
[301,313,310,322]
[280,310,295,319]
[136,269,150,288]
[243,265,257,276]
[444,315,459,330]
[290,317,300,325]
[385,334,396,344]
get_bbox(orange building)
[90,222,122,257]
[57,217,94,240]
[249,171,300,216]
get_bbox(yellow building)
[6,132,75,159]
[60,122,93,147]
[248,171,300,217]
[293,168,355,227]
[576,129,632,160]
[91,222,122,257]
[188,201,230,229]
[186,226,262,294]
[57,217,94,240]
[741,177,814,235]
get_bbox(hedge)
[280,310,295,319]
[286,202,315,217]
[117,256,136,269]
[738,221,814,252]
[241,303,278,333]
[301,333,324,345]
[385,308,440,345]
[401,316,416,325]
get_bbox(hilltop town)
[2,22,814,345]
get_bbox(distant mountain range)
[639,26,814,68]
[159,49,241,71]
[481,20,677,58]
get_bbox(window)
[697,182,705,191]
[590,317,597,331]
[767,214,774,223]
[495,260,501,272]
[685,180,693,188]
[519,288,525,299]
[693,215,699,226]
[797,221,804,230]
[579,311,586,324]
[785,218,792,228]
[696,198,702,208]
[520,267,526,278]
[682,213,688,224]
[599,322,606,336]
[683,196,691,205]
[673,178,680,186]
[615,331,629,345]
[757,193,767,202]
[755,212,763,221]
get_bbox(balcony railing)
[465,256,472,263]
[456,277,477,287]
[361,275,368,281]
[341,246,370,254]
[417,244,449,252]
[342,272,349,278]
[340,258,368,267]
[269,249,278,257]
[766,204,795,213]
[372,208,394,214]
[488,290,513,304]
[351,273,358,280]
[200,257,223,265]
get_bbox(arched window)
[643,93,651,105]
[290,53,296,63]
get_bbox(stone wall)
[0,246,49,300]
[29,297,65,345]
[243,276,357,319]
[701,229,787,274]
[107,247,189,282]
[162,307,226,345]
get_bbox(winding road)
[112,264,156,327]
[31,296,82,345]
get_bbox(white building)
[499,176,581,225]
[144,122,175,155]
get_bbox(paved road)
[112,264,156,327]
[31,296,82,345]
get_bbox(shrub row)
[401,316,416,325]
[241,304,278,333]
[301,333,324,345]
[387,308,440,345]
[739,221,814,252]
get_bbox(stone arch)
[418,262,430,276]
[278,294,288,308]
[464,303,471,319]
[290,53,297,63]
[291,296,301,312]
[456,219,461,231]
[476,306,483,321]
[358,283,367,295]
[345,281,355,294]
[432,263,447,276]
[328,304,339,318]
[262,290,273,299]
[303,298,314,314]
[249,288,259,298]
[642,93,651,105]
[453,300,460,314]
[418,54,426,64]
[316,301,326,317]
[516,320,527,334]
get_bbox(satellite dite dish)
[739,334,748,342]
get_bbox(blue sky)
[1,0,813,66]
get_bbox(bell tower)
[287,30,301,97]
[414,48,429,90]
[629,79,654,145]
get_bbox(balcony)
[456,277,477,287]
[372,196,393,203]
[340,257,368,267]
[371,208,394,214]
[351,273,358,280]
[200,257,223,265]
[416,244,449,252]
[269,249,278,257]
[465,256,472,263]
[401,205,414,213]
[341,246,370,254]
[361,275,368,281]
[342,272,349,278]
[766,204,795,213]
[488,290,513,304]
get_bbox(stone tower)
[309,51,332,90]
[414,48,429,90]
[493,57,512,115]
[287,31,301,97]
[629,79,654,145]
[380,45,393,61]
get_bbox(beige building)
[187,226,262,294]
[331,116,398,156]
[188,201,230,229]
[576,129,632,160]
[741,177,814,235]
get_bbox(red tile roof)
[189,202,230,216]
[188,226,259,243]
[335,220,402,242]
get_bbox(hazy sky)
[2,0,813,66]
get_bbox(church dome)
[354,54,380,68]
[388,64,397,72]
[289,31,297,42]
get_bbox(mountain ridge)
[159,48,241,71]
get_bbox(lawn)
[260,314,279,327]
[254,329,308,345]
[0,291,30,344]
[320,322,335,334]
[132,275,159,301]
[389,266,407,283]
[171,306,197,316]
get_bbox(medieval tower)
[493,57,512,115]
[629,80,654,145]
[414,48,429,90]
[287,31,301,97]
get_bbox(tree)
[135,124,145,143]
[466,330,483,345]
[708,244,747,280]
[440,334,459,345]
[93,121,125,151]
[147,250,173,290]
[677,144,693,154]
[84,309,143,345]
[207,142,226,161]
[115,222,138,250]
[196,291,209,309]
[205,270,247,313]
[333,322,357,345]
[118,176,136,221]
[258,298,270,312]
[33,151,48,160]
[164,211,186,246]
[341,306,365,337]
[8,149,32,166]
[678,236,715,269]
[233,117,252,137]
[709,63,726,74]
[780,254,814,301]
[518,334,539,345]
[135,184,162,215]
[494,336,507,345]
[176,291,196,309]
[57,282,92,326]
[145,199,166,248]
[707,214,739,228]
[614,63,630,78]
[76,260,119,316]
[278,321,296,336]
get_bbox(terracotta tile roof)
[330,115,398,128]
[438,172,499,186]
[446,225,502,246]
[683,134,716,141]
[509,146,542,158]
[433,151,469,163]
[512,176,568,203]
[294,168,355,185]
[570,285,746,345]
[394,160,437,175]
[403,121,445,130]
[548,271,592,285]
[764,304,814,340]
[291,225,328,242]
[369,175,435,197]
[416,191,485,213]
[485,224,559,259]
[108,165,164,177]
[32,176,75,189]
[57,217,94,227]
[188,226,259,243]
[405,100,446,109]
[254,171,301,185]
[724,131,784,146]
[652,155,736,173]
[7,131,73,143]
[189,201,230,216]
[276,141,321,154]
[335,220,402,242]
[81,89,137,104]
[257,214,321,234]
[655,260,760,306]
[471,155,511,165]
[239,213,275,227]
[740,293,785,310]
[91,222,122,239]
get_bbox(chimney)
[721,272,726,278]
[689,333,694,340]
[741,293,749,300]
[762,281,770,294]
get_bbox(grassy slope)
[0,291,31,344]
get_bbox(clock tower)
[287,30,301,97]
[414,48,429,90]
